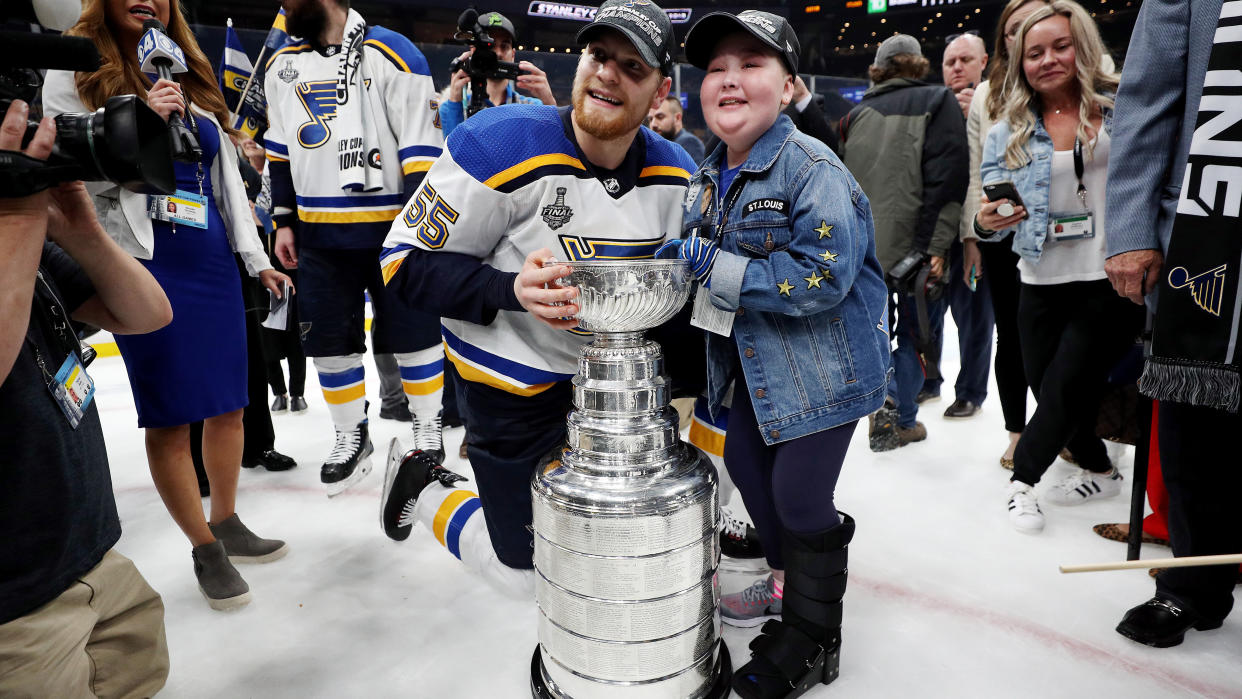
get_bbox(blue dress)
[114,116,248,428]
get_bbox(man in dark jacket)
[839,34,968,450]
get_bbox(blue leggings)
[723,372,857,571]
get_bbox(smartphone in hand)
[982,181,1028,219]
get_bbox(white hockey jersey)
[264,24,442,249]
[381,104,696,396]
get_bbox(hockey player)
[377,0,695,595]
[264,0,445,496]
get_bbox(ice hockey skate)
[381,437,467,541]
[411,411,445,464]
[321,419,374,497]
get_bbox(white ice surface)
[86,330,1242,699]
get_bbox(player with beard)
[376,0,695,595]
[264,0,445,496]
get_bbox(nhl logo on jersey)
[541,187,574,230]
[278,62,299,83]
[603,178,621,194]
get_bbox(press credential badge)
[148,190,209,228]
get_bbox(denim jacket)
[980,106,1113,262]
[685,115,891,445]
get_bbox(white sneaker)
[1006,480,1045,533]
[1046,467,1123,506]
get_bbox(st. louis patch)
[743,198,788,217]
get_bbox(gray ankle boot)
[192,540,251,611]
[208,514,289,564]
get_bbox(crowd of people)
[3,0,1240,696]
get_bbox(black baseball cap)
[685,10,800,75]
[576,0,676,75]
[479,11,517,44]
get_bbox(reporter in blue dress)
[43,0,293,611]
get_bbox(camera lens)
[50,95,174,194]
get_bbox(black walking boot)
[732,514,854,699]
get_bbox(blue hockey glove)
[654,239,684,259]
[681,236,720,287]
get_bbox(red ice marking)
[852,573,1242,699]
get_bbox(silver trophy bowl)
[532,257,729,699]
[556,259,693,334]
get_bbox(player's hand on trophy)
[515,248,580,330]
[658,236,719,288]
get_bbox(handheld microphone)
[137,18,200,162]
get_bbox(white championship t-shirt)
[1018,129,1111,285]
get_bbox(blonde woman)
[42,0,291,610]
[974,0,1143,533]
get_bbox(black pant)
[723,371,857,571]
[454,368,572,570]
[980,240,1028,433]
[1156,400,1242,621]
[265,357,306,397]
[1012,280,1144,486]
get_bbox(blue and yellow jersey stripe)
[265,139,290,163]
[362,26,432,76]
[688,397,728,459]
[379,244,413,285]
[318,366,365,405]
[431,489,482,560]
[399,360,444,397]
[442,327,573,397]
[398,145,442,177]
[265,42,312,71]
[295,193,406,225]
[483,153,586,192]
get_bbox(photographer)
[0,101,170,697]
[439,11,556,137]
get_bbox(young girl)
[662,11,890,698]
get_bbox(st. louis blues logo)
[1168,264,1228,317]
[295,80,338,149]
[541,188,574,230]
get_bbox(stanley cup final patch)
[743,198,788,217]
[542,187,574,230]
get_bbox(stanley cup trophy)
[530,259,731,699]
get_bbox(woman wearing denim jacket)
[661,12,889,699]
[975,0,1143,534]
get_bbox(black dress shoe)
[243,449,298,472]
[290,396,308,413]
[270,395,288,412]
[1116,597,1223,648]
[915,389,941,404]
[378,404,413,422]
[943,399,981,419]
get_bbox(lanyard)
[698,168,746,243]
[1073,137,1087,209]
[24,270,87,385]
